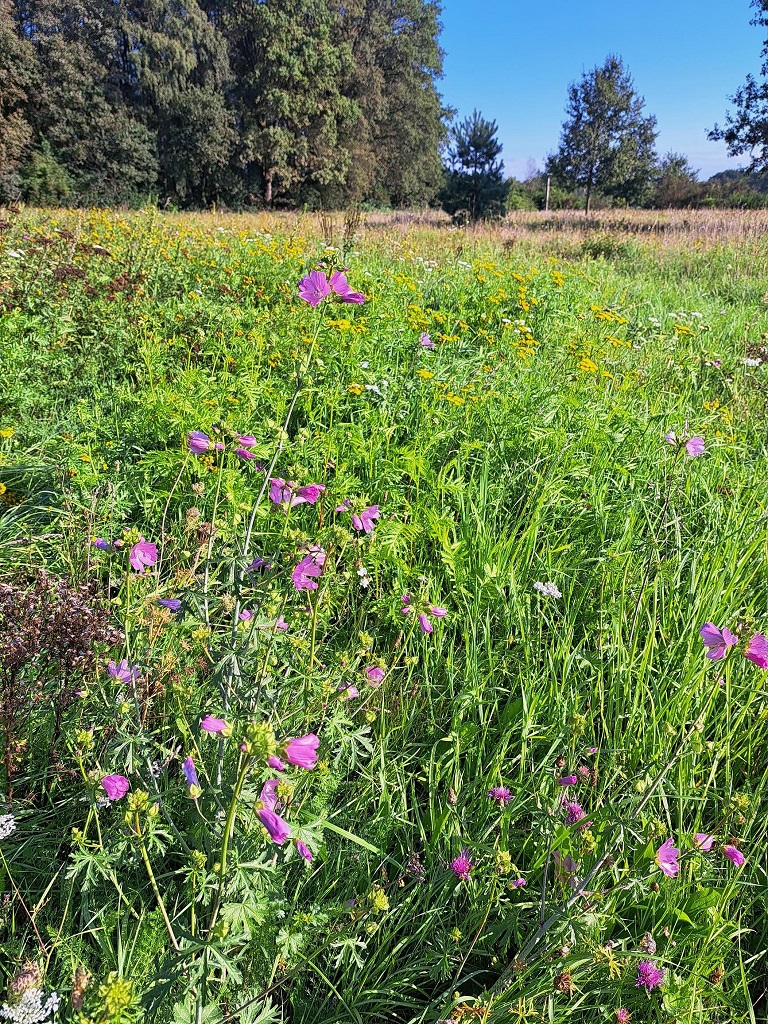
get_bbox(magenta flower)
[558,775,578,786]
[268,755,285,771]
[428,605,447,619]
[450,849,473,880]
[744,633,768,668]
[351,505,380,534]
[723,844,745,866]
[418,612,433,634]
[247,556,271,573]
[291,483,325,507]
[188,431,210,454]
[257,807,291,844]
[365,666,385,686]
[238,609,254,621]
[108,659,139,685]
[635,959,665,990]
[129,537,158,572]
[341,684,359,699]
[420,332,435,349]
[487,786,512,805]
[92,538,111,550]
[200,715,231,736]
[270,478,294,504]
[510,877,526,888]
[563,801,586,826]
[284,734,319,769]
[685,435,705,457]
[295,839,313,861]
[655,838,680,878]
[694,832,715,852]
[274,616,289,632]
[236,434,257,448]
[292,549,326,591]
[260,778,280,811]
[615,1009,630,1023]
[329,270,366,304]
[182,756,201,797]
[298,270,332,307]
[700,622,739,661]
[235,447,257,460]
[101,774,130,801]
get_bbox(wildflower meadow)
[1,207,767,1023]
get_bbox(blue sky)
[439,0,764,180]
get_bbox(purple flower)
[274,616,289,632]
[247,556,272,574]
[260,778,280,810]
[365,666,385,686]
[268,755,285,771]
[418,612,433,634]
[284,734,319,769]
[664,431,677,445]
[428,605,447,619]
[235,447,257,460]
[182,756,201,797]
[329,270,366,304]
[239,609,254,621]
[420,332,435,349]
[295,840,313,861]
[655,838,680,878]
[744,633,768,668]
[157,598,182,612]
[298,270,333,307]
[723,844,745,866]
[188,431,210,454]
[108,659,139,685]
[351,505,380,534]
[237,434,257,448]
[615,1009,630,1023]
[487,786,512,806]
[694,832,715,852]
[700,623,739,661]
[450,849,473,880]
[292,549,326,591]
[129,537,158,572]
[685,435,705,457]
[291,483,325,507]
[92,538,111,550]
[635,959,665,991]
[340,684,359,699]
[563,801,586,826]
[101,774,130,801]
[558,775,578,786]
[200,715,231,736]
[257,807,291,844]
[510,877,526,888]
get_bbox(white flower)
[0,989,60,1023]
[0,814,16,840]
[742,357,761,367]
[357,567,370,589]
[533,581,562,599]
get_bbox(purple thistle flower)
[655,838,680,878]
[108,659,140,685]
[351,505,380,534]
[700,622,739,661]
[450,850,473,880]
[188,431,210,454]
[615,1009,630,1023]
[129,537,158,572]
[101,774,130,801]
[635,959,665,991]
[257,807,291,844]
[685,435,705,457]
[284,734,319,769]
[487,786,512,806]
[744,633,768,668]
[563,801,586,826]
[723,844,745,866]
[298,270,332,307]
[295,840,313,861]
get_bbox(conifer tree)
[440,109,508,221]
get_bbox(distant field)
[1,206,767,1023]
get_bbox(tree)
[0,0,35,200]
[709,1,768,169]
[440,109,508,221]
[651,152,702,208]
[547,55,658,214]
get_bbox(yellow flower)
[579,357,598,373]
[0,483,6,496]
[416,369,434,379]
[0,428,13,438]
[673,323,694,336]
[347,383,364,395]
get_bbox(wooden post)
[545,175,551,212]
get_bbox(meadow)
[1,205,767,1024]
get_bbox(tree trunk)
[264,169,273,205]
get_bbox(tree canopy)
[440,109,508,221]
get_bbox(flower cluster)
[0,988,60,1024]
[400,595,447,634]
[700,623,768,667]
[298,270,365,307]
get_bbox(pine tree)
[440,109,508,221]
[547,55,658,214]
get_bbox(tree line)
[0,0,446,207]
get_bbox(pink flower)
[295,840,313,861]
[200,715,231,736]
[487,786,512,805]
[342,685,359,699]
[298,270,332,307]
[655,838,680,878]
[510,877,526,888]
[292,549,326,591]
[291,483,325,507]
[101,774,130,801]
[257,808,291,844]
[636,959,665,990]
[365,666,385,686]
[108,660,139,685]
[351,505,380,534]
[558,775,578,786]
[700,622,739,661]
[235,447,257,460]
[664,430,677,445]
[274,616,289,632]
[239,609,254,621]
[418,612,433,634]
[270,478,295,504]
[723,844,745,866]
[259,778,280,810]
[615,1009,630,1023]
[237,434,257,447]
[419,332,435,349]
[563,801,585,826]
[694,833,715,852]
[450,849,473,880]
[268,755,285,771]
[744,633,768,668]
[685,435,705,457]
[188,431,210,454]
[129,537,157,572]
[284,734,319,769]
[329,270,366,304]
[428,605,447,619]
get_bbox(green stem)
[137,816,179,951]
[209,757,250,931]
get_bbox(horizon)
[439,0,764,181]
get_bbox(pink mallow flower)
[694,833,715,852]
[700,622,739,661]
[351,505,380,534]
[635,959,665,991]
[129,537,157,572]
[108,660,139,685]
[200,715,231,736]
[685,435,705,457]
[188,431,210,454]
[295,840,313,861]
[450,850,473,880]
[298,270,332,306]
[723,844,745,866]
[419,332,435,349]
[268,755,285,771]
[101,774,130,801]
[237,434,257,448]
[744,633,768,668]
[329,270,366,304]
[257,807,291,844]
[365,666,385,686]
[292,549,326,591]
[655,838,680,878]
[284,734,319,769]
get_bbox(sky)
[439,0,764,180]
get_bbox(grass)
[0,205,767,1024]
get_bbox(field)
[1,206,768,1024]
